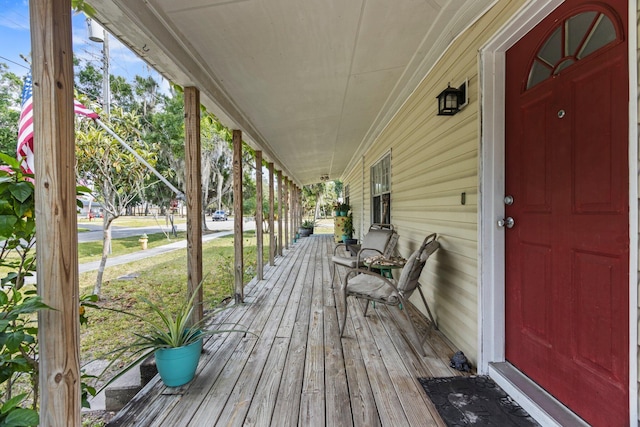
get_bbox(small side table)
[363,256,407,278]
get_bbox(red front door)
[505,2,629,426]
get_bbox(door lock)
[497,217,515,228]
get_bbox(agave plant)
[93,280,250,391]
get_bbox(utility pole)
[87,18,110,117]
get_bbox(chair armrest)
[333,242,348,255]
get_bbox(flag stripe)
[74,99,99,119]
[16,72,99,174]
[17,74,34,174]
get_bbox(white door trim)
[478,0,638,424]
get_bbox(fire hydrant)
[138,233,148,250]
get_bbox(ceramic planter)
[299,227,312,237]
[154,337,203,387]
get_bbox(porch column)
[277,170,283,256]
[289,181,298,242]
[291,181,297,243]
[284,177,289,249]
[255,150,263,280]
[268,162,275,266]
[298,187,303,233]
[184,87,203,322]
[233,130,244,303]
[31,0,81,424]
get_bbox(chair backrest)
[370,223,394,231]
[360,227,394,254]
[382,232,399,259]
[397,233,439,297]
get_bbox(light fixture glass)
[437,84,463,116]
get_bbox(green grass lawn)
[78,231,187,263]
[77,215,187,228]
[79,232,270,391]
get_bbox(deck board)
[107,234,462,427]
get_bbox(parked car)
[212,210,227,221]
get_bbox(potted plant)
[96,282,248,389]
[338,203,350,217]
[299,219,316,237]
[341,214,355,243]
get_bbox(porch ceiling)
[88,0,492,185]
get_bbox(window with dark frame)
[371,153,391,225]
[344,184,350,209]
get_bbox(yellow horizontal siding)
[342,0,521,363]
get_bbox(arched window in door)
[527,9,622,89]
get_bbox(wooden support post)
[268,163,275,266]
[284,177,289,249]
[233,130,244,303]
[297,187,301,233]
[184,87,202,322]
[277,170,283,256]
[291,181,297,243]
[31,1,81,425]
[255,151,263,280]
[292,185,296,237]
[293,186,297,234]
[297,187,302,234]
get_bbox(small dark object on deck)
[450,351,471,372]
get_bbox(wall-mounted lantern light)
[436,80,467,116]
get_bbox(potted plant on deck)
[341,214,353,243]
[299,219,316,237]
[337,203,350,217]
[96,282,248,388]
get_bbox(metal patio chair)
[330,223,397,287]
[339,233,439,356]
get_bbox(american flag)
[17,73,99,174]
[17,74,34,174]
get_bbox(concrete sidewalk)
[79,230,234,273]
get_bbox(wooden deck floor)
[107,234,462,427]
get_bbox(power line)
[0,55,30,71]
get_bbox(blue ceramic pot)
[154,337,203,387]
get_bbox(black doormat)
[418,376,540,427]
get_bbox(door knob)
[497,217,514,228]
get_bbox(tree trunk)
[216,171,224,212]
[93,216,114,296]
[314,193,323,219]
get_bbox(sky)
[0,0,168,92]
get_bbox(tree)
[303,183,327,219]
[0,64,22,157]
[75,62,102,103]
[75,103,158,295]
[110,75,135,111]
[145,88,185,215]
[201,117,233,224]
[134,75,159,117]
